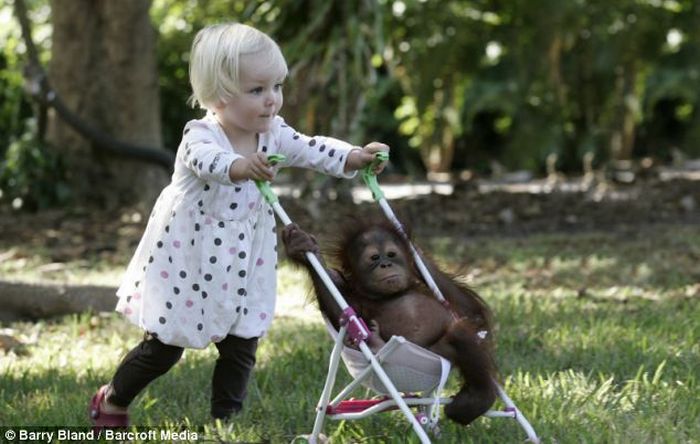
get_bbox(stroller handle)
[255,154,287,205]
[361,151,389,201]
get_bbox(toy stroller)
[257,153,539,444]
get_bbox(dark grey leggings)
[107,334,258,419]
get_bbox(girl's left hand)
[346,142,390,173]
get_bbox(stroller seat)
[327,319,451,395]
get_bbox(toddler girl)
[89,22,388,427]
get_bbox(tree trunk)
[47,0,167,209]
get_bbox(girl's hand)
[345,142,390,173]
[229,152,275,182]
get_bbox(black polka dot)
[293,134,300,140]
[236,306,241,313]
[195,223,200,231]
[204,184,210,191]
[191,239,195,246]
[239,233,245,240]
[238,251,246,259]
[148,256,154,263]
[126,296,132,302]
[152,332,159,338]
[218,221,225,228]
[179,271,187,278]
[198,200,203,207]
[165,225,170,233]
[157,241,163,248]
[198,161,204,170]
[201,309,205,315]
[184,128,190,134]
[166,302,172,309]
[192,283,200,291]
[210,256,217,264]
[159,317,166,324]
[340,155,344,162]
[262,146,268,152]
[204,274,212,281]
[243,308,248,315]
[230,203,238,210]
[135,281,140,287]
[239,270,246,278]
[197,323,203,331]
[272,226,277,233]
[235,187,242,192]
[319,144,326,152]
[201,291,208,299]
[168,256,173,263]
[214,238,222,246]
[173,287,180,295]
[226,265,232,272]
[309,139,316,146]
[328,149,335,157]
[237,288,246,296]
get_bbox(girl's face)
[214,53,285,145]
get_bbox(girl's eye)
[274,83,284,91]
[250,87,263,94]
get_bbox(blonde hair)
[188,23,288,110]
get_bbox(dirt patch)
[0,175,697,263]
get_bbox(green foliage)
[2,0,700,207]
[0,0,66,210]
[0,121,71,210]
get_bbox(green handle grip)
[255,154,287,204]
[361,151,389,201]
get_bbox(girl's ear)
[212,98,228,112]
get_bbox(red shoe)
[89,385,129,429]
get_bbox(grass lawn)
[1,224,698,443]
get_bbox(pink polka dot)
[186,300,194,308]
[228,247,238,254]
[124,307,132,315]
[205,217,212,225]
[132,292,141,299]
[256,258,264,266]
[160,271,169,279]
[222,283,228,291]
[248,202,255,209]
[173,240,181,248]
[188,210,195,217]
[259,313,267,320]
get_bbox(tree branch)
[12,0,175,170]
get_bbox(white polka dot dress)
[116,114,357,348]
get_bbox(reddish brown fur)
[282,217,498,425]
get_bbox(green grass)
[1,225,699,443]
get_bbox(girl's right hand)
[229,152,275,182]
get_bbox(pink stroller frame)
[257,154,540,443]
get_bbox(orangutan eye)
[371,254,380,261]
[387,251,396,258]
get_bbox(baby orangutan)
[282,219,497,426]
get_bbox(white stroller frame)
[257,154,539,443]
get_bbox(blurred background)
[1,0,699,211]
[1,2,698,440]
